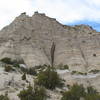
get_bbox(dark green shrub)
[22,73,26,80]
[71,71,77,75]
[87,86,97,95]
[34,86,47,100]
[70,84,86,98]
[61,84,86,100]
[89,69,100,74]
[71,71,87,75]
[61,84,100,100]
[85,94,100,100]
[63,65,69,69]
[77,72,87,75]
[61,91,74,100]
[18,85,34,100]
[1,57,12,64]
[0,94,9,100]
[58,64,69,70]
[13,62,20,68]
[4,65,13,72]
[20,67,37,76]
[27,68,37,75]
[1,57,24,68]
[85,86,100,100]
[18,85,47,100]
[36,67,63,90]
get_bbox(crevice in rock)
[51,42,56,67]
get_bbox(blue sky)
[0,0,100,31]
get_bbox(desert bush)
[61,84,86,100]
[27,68,37,75]
[36,67,63,90]
[18,85,47,100]
[1,57,24,68]
[87,86,97,95]
[1,57,12,65]
[89,69,100,74]
[58,64,69,70]
[61,84,100,100]
[4,65,13,72]
[0,94,9,100]
[13,63,20,68]
[70,84,86,97]
[71,71,87,75]
[63,65,69,69]
[85,86,100,99]
[61,91,74,100]
[85,86,100,100]
[77,72,87,75]
[71,71,77,75]
[20,67,37,76]
[85,94,100,100]
[18,85,34,100]
[22,73,26,80]
[33,86,47,100]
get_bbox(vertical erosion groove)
[51,42,56,67]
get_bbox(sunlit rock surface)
[0,12,100,72]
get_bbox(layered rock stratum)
[0,12,100,72]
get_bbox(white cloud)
[34,0,100,23]
[0,0,34,29]
[0,0,100,29]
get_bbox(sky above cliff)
[0,0,100,31]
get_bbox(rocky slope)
[0,13,100,99]
[0,12,100,73]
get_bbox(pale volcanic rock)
[0,12,100,71]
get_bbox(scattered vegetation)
[85,94,100,100]
[1,58,100,100]
[18,85,47,100]
[27,68,37,75]
[0,57,26,72]
[87,86,97,94]
[85,86,100,100]
[0,57,24,68]
[58,64,69,70]
[22,73,26,80]
[61,84,100,100]
[0,94,9,100]
[1,57,13,65]
[36,67,64,90]
[20,67,37,76]
[4,65,13,72]
[71,71,87,75]
[61,84,86,100]
[89,69,100,74]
